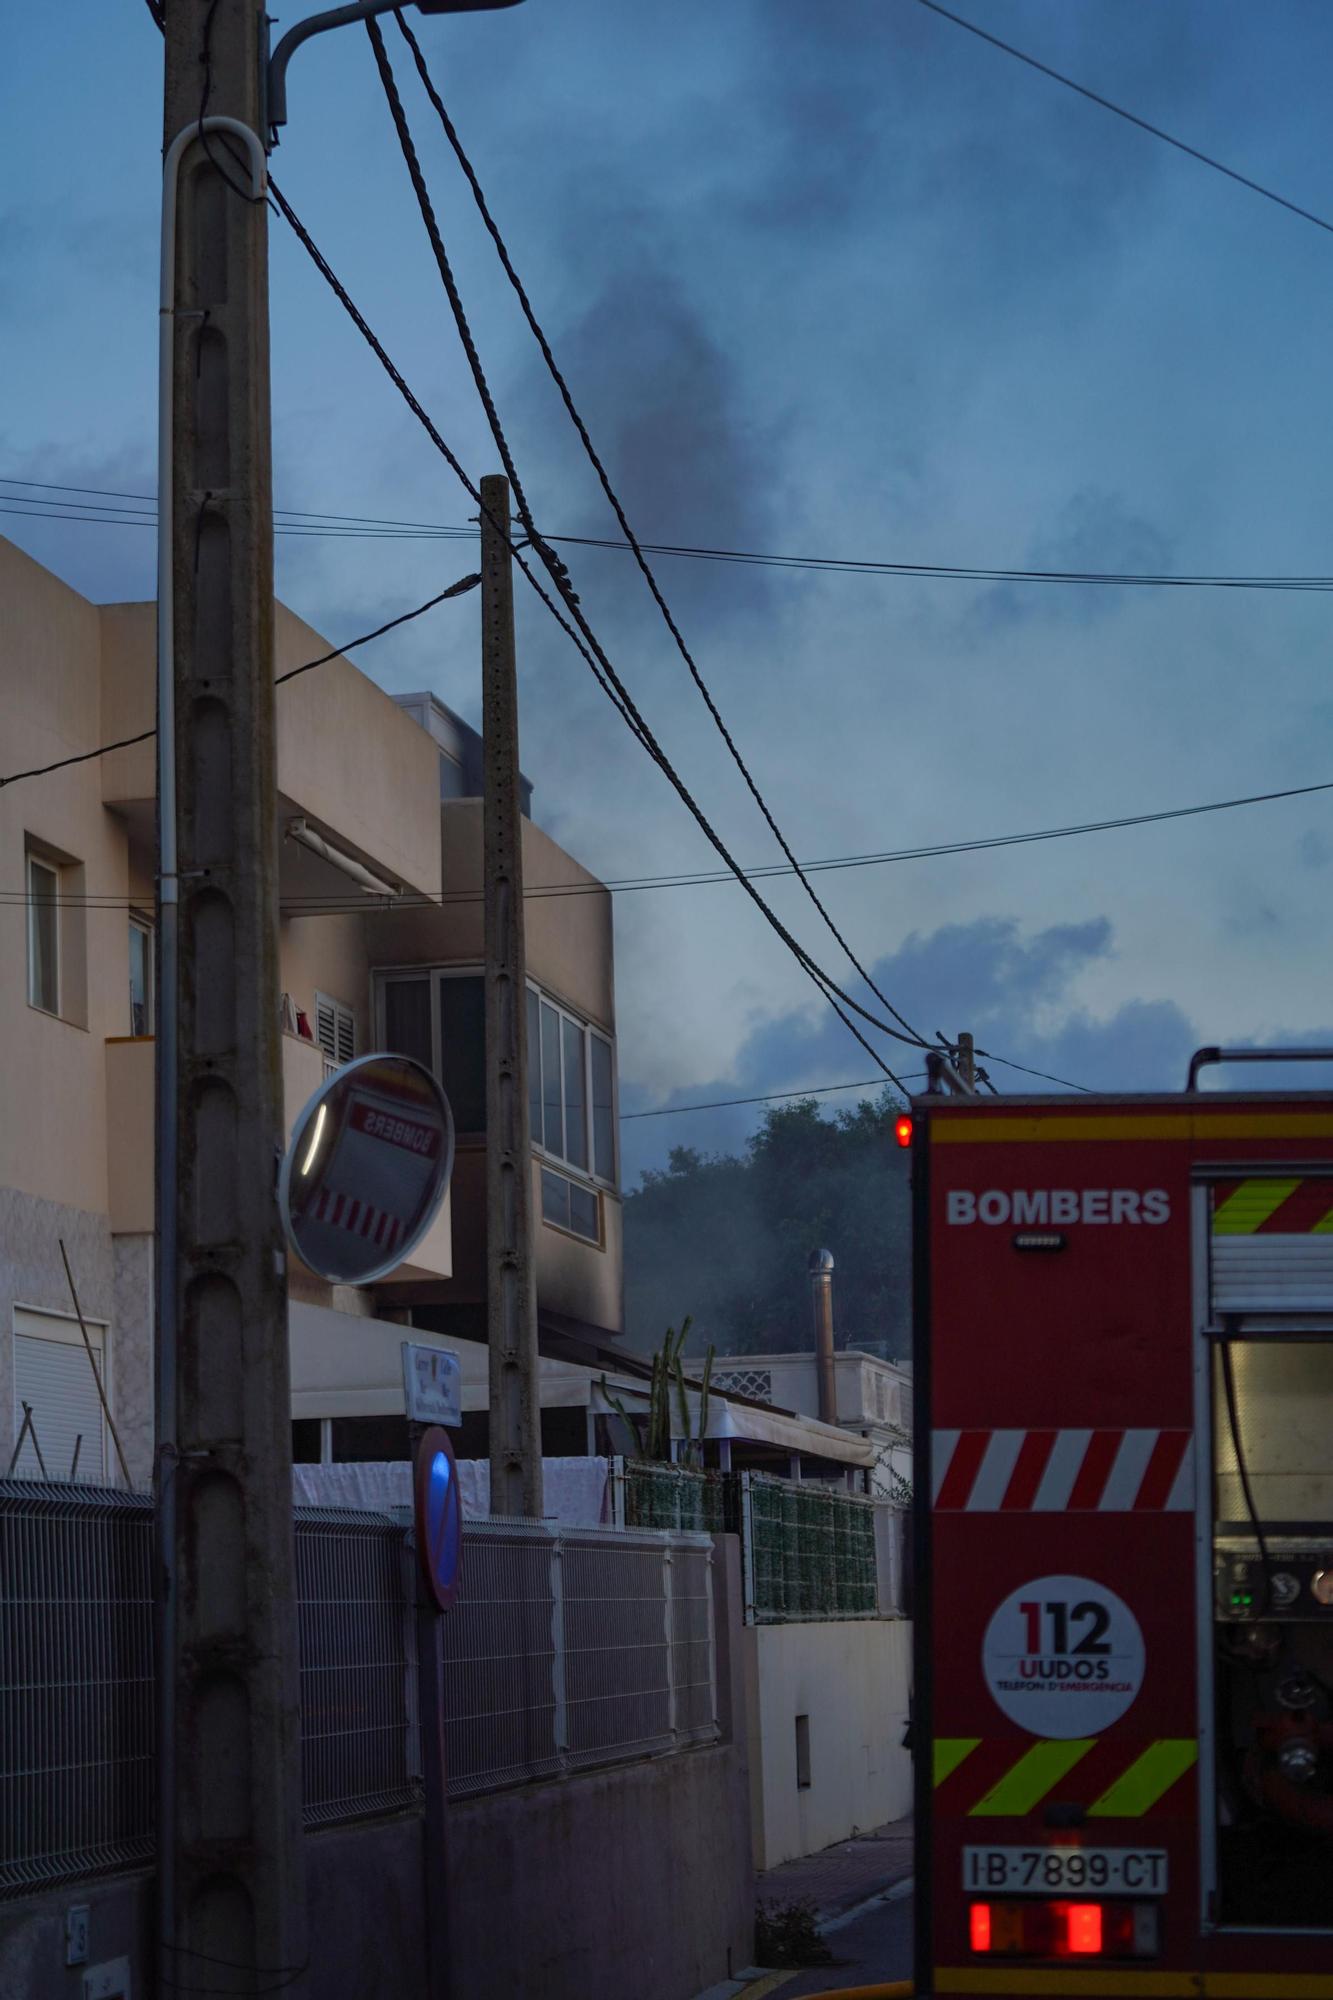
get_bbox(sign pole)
[408,1421,463,1998]
[409,1415,452,1999]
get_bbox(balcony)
[104,1033,451,1282]
[98,600,443,901]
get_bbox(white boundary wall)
[743,1616,912,1870]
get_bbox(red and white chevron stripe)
[932,1428,1194,1513]
[312,1186,407,1254]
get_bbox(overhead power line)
[622,1075,930,1119]
[136,0,923,1090]
[0,572,479,793]
[392,6,922,1057]
[10,474,1333,594]
[1,737,1324,908]
[912,0,1333,239]
[970,1049,1090,1093]
[124,0,1150,1098]
[366,17,923,1094]
[239,768,1333,912]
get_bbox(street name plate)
[402,1342,462,1428]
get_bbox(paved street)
[779,1883,914,1997]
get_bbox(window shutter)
[13,1313,107,1484]
[314,994,356,1074]
[315,996,337,1062]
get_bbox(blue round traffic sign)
[414,1425,462,1611]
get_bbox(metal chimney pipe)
[809,1248,837,1425]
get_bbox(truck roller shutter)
[1211,1176,1333,1317]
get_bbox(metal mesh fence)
[1,1484,720,1893]
[741,1472,880,1623]
[615,1460,734,1535]
[667,1539,717,1745]
[613,1460,897,1625]
[440,1519,561,1798]
[295,1508,419,1827]
[0,1482,154,1895]
[441,1519,718,1795]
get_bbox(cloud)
[620,911,1202,1182]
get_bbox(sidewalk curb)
[819,1875,914,1936]
[691,1967,785,2000]
[696,1878,914,2000]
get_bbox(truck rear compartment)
[914,1085,1333,1995]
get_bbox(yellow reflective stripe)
[1313,1204,1333,1234]
[967,1739,1094,1817]
[1212,1179,1300,1234]
[936,1975,1333,1998]
[934,1973,1197,1996]
[934,1737,980,1787]
[1088,1737,1197,1817]
[1204,1979,1333,1997]
[931,1112,1333,1143]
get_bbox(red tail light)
[1065,1904,1102,1955]
[968,1900,1157,1961]
[894,1114,913,1148]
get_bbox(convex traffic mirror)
[279,1053,455,1285]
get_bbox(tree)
[623,1090,912,1359]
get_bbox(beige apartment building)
[1,534,622,1488]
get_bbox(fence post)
[663,1537,678,1746]
[610,1453,626,1529]
[550,1529,568,1773]
[704,1539,718,1735]
[400,1526,423,1782]
[740,1470,755,1627]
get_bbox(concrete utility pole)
[481,474,543,1518]
[158,3,307,1992]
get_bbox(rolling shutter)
[1211,1177,1333,1318]
[12,1308,108,1483]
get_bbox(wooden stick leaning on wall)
[7,1402,47,1478]
[58,1238,133,1487]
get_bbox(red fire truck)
[910,1047,1333,1999]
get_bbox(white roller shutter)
[1211,1177,1333,1320]
[12,1308,108,1484]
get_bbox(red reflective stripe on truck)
[933,1430,1195,1511]
[1133,1430,1191,1511]
[936,1430,991,1509]
[999,1430,1056,1510]
[1066,1429,1123,1509]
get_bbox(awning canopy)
[587,1380,875,1468]
[288,1302,593,1417]
[289,1301,874,1465]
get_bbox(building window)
[11,1306,110,1484]
[27,854,59,1015]
[378,970,616,1183]
[526,985,617,1185]
[314,992,357,1078]
[129,916,154,1036]
[379,970,486,1134]
[541,1166,601,1243]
